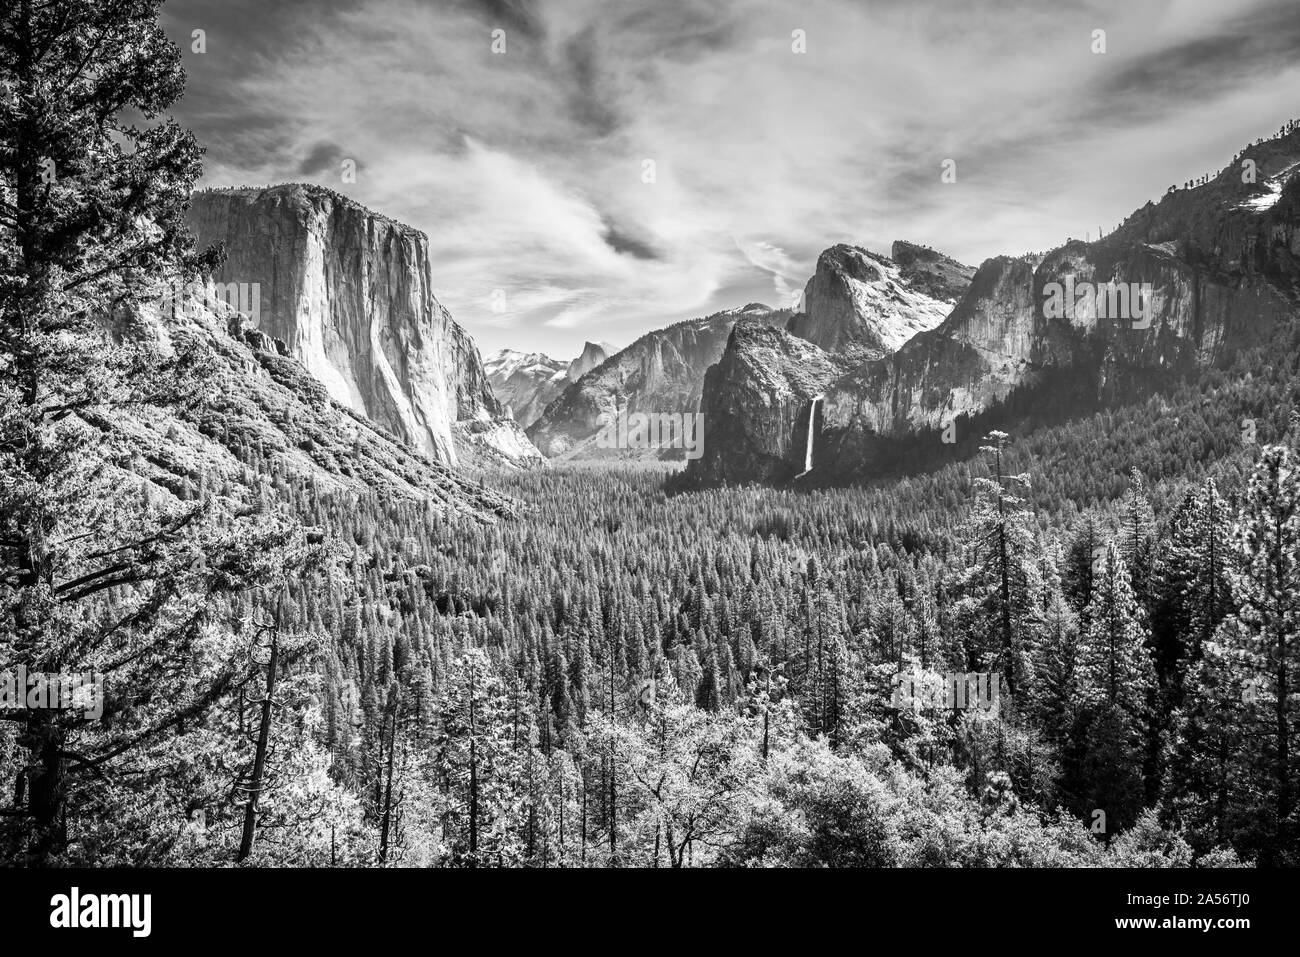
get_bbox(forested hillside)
[30,339,1295,864]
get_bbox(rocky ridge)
[186,185,540,470]
[527,304,787,460]
[688,124,1300,487]
[112,285,514,515]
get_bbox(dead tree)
[236,609,283,862]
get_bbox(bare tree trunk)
[469,661,479,865]
[378,695,398,863]
[580,762,587,865]
[238,625,280,861]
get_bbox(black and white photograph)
[1,0,1297,939]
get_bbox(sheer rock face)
[185,185,539,468]
[526,304,786,460]
[567,341,612,382]
[822,254,1043,440]
[822,233,1292,446]
[691,125,1300,487]
[687,321,849,485]
[114,290,514,516]
[686,241,970,485]
[786,243,971,361]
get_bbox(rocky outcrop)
[683,240,971,484]
[890,240,978,303]
[527,304,786,460]
[692,124,1300,487]
[485,350,569,429]
[114,284,513,514]
[822,254,1043,440]
[687,322,850,485]
[185,184,540,469]
[485,341,616,430]
[786,244,971,360]
[820,233,1292,447]
[568,341,613,382]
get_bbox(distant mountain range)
[509,241,975,466]
[182,123,1300,486]
[686,123,1300,487]
[485,341,614,429]
[525,304,788,461]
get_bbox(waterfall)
[800,395,823,476]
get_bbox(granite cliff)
[689,125,1300,487]
[527,304,786,460]
[787,242,972,361]
[186,185,539,469]
[115,282,513,514]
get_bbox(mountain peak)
[568,340,613,382]
[192,183,424,240]
[787,242,971,359]
[890,241,977,302]
[527,307,789,460]
[186,188,539,468]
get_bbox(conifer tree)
[1218,446,1300,863]
[1074,542,1156,828]
[1155,478,1236,696]
[960,431,1040,696]
[1119,468,1158,614]
[1079,543,1154,719]
[1063,512,1106,620]
[0,0,302,860]
[432,649,519,866]
[1165,637,1254,852]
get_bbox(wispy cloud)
[164,0,1300,357]
[735,238,800,309]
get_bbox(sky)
[162,0,1300,358]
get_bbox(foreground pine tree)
[955,431,1040,696]
[1071,541,1155,829]
[1217,446,1300,863]
[0,0,303,861]
[1155,478,1236,693]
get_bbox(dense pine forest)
[10,353,1299,866]
[231,366,1300,868]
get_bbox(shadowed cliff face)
[690,125,1300,487]
[526,305,787,460]
[186,184,539,469]
[687,321,849,485]
[567,341,612,382]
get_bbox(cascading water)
[799,395,823,476]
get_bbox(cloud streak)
[163,0,1300,357]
